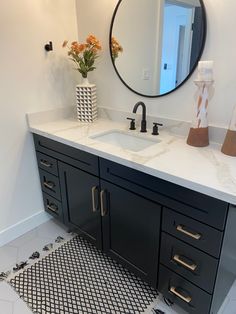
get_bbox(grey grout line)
[4,244,19,249]
[0,296,19,302]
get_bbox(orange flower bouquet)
[111,37,123,61]
[62,35,102,79]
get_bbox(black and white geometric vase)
[76,78,98,123]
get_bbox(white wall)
[0,0,78,239]
[76,0,236,128]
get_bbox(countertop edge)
[30,127,236,205]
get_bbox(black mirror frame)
[109,0,207,98]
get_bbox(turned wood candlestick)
[187,80,214,147]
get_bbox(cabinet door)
[59,162,102,249]
[101,180,161,287]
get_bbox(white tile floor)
[218,280,236,314]
[0,219,235,314]
[0,219,69,314]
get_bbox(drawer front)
[162,208,223,258]
[34,134,99,176]
[158,265,212,314]
[160,233,218,294]
[42,193,63,221]
[99,158,228,230]
[39,170,61,201]
[37,152,58,176]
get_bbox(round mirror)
[110,0,206,97]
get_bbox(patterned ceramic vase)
[76,77,98,123]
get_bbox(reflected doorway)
[160,1,195,94]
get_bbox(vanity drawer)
[42,193,63,221]
[99,158,228,230]
[39,170,61,201]
[162,208,223,258]
[160,232,218,294]
[37,152,58,176]
[34,134,99,176]
[158,265,212,314]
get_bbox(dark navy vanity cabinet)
[59,162,102,249]
[33,134,236,314]
[100,178,161,287]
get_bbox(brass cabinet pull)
[43,181,55,189]
[40,160,52,168]
[47,204,58,213]
[176,225,201,240]
[173,254,197,271]
[100,190,107,217]
[91,186,98,212]
[170,286,192,303]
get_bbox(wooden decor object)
[187,81,213,147]
[221,105,236,156]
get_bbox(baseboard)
[0,210,51,247]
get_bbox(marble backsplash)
[98,106,227,145]
[27,105,228,145]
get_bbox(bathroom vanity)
[29,113,236,314]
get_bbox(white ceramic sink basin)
[90,130,160,152]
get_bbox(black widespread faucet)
[132,101,147,132]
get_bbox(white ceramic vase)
[76,77,98,123]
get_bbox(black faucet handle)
[152,122,163,135]
[127,117,136,130]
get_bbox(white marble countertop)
[27,108,236,205]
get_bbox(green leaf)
[87,59,95,67]
[79,61,86,71]
[88,67,96,72]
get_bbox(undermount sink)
[90,130,160,152]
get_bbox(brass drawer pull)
[176,225,201,240]
[47,204,58,213]
[40,160,52,168]
[43,181,55,189]
[91,186,98,212]
[100,190,107,217]
[170,286,192,303]
[173,254,197,271]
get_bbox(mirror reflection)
[110,0,206,97]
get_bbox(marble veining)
[27,108,236,205]
[199,149,236,194]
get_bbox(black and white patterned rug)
[9,236,158,314]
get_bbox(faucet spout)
[132,101,147,132]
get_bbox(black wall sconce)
[44,41,53,52]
